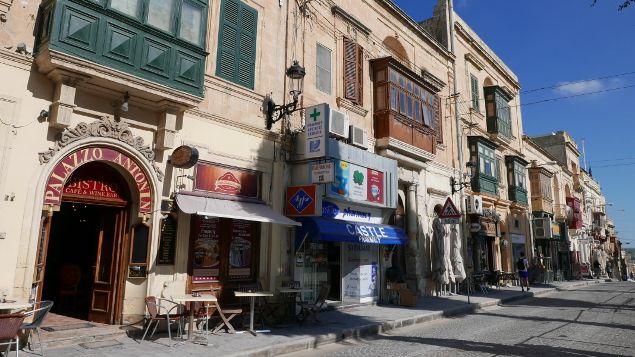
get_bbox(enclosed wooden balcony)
[370,57,443,160]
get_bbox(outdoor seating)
[21,300,54,356]
[141,296,185,347]
[207,303,242,334]
[297,284,329,325]
[0,313,26,357]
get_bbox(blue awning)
[295,217,408,250]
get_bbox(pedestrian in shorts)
[517,252,530,292]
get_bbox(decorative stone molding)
[38,117,164,181]
[336,97,369,117]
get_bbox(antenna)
[581,138,588,172]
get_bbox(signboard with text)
[311,162,334,183]
[305,104,327,158]
[328,159,385,205]
[286,185,318,216]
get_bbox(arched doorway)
[35,146,154,324]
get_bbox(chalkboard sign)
[157,215,177,265]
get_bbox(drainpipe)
[448,0,468,270]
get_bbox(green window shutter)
[238,2,257,89]
[216,0,257,89]
[470,75,479,111]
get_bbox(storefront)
[294,202,407,304]
[175,162,300,303]
[469,214,499,272]
[33,132,164,324]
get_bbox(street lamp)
[265,60,306,130]
[450,161,477,194]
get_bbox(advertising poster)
[366,169,384,204]
[194,163,259,198]
[192,216,221,282]
[348,163,368,201]
[229,220,255,279]
[330,160,349,197]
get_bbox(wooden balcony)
[374,113,436,154]
[509,185,528,205]
[531,196,553,214]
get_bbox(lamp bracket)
[266,96,300,130]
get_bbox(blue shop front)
[287,104,404,305]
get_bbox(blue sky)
[393,0,635,245]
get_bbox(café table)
[276,288,312,321]
[171,294,218,342]
[0,300,33,311]
[233,291,273,335]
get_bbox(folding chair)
[21,300,54,356]
[297,284,329,325]
[208,302,242,334]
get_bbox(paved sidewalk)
[19,279,604,357]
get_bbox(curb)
[228,280,606,357]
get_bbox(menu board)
[192,216,221,282]
[229,220,255,279]
[157,216,177,265]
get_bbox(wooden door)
[88,208,127,323]
[33,214,53,302]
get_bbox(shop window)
[316,43,332,94]
[343,37,363,105]
[129,223,150,278]
[216,0,258,89]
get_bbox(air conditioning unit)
[328,108,350,139]
[349,125,368,149]
[533,217,553,239]
[466,195,483,215]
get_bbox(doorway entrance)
[39,162,131,324]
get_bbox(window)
[470,75,480,111]
[216,0,258,89]
[110,0,141,18]
[514,162,527,189]
[179,1,204,45]
[147,0,175,32]
[316,43,332,94]
[343,37,363,105]
[495,95,512,137]
[478,144,496,178]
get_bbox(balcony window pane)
[414,101,421,123]
[110,0,141,18]
[390,86,397,111]
[422,103,433,127]
[147,0,175,32]
[406,95,413,118]
[179,1,203,45]
[398,74,405,88]
[389,69,397,83]
[414,85,420,97]
[407,79,412,92]
[399,91,406,114]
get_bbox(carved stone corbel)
[46,70,90,129]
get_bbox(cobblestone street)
[285,282,635,357]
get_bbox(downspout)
[448,0,468,269]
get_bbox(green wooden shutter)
[237,2,257,89]
[216,0,257,89]
[470,75,479,111]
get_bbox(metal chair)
[21,300,54,356]
[297,284,330,325]
[0,313,26,357]
[141,296,184,347]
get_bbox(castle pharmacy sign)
[43,147,153,213]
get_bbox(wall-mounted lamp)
[265,60,306,130]
[450,161,477,194]
[120,92,130,112]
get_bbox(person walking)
[593,260,601,279]
[517,252,530,292]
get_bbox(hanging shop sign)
[321,200,383,224]
[305,104,327,158]
[311,162,335,184]
[44,147,152,213]
[286,185,318,216]
[329,159,385,205]
[194,162,259,198]
[169,145,199,169]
